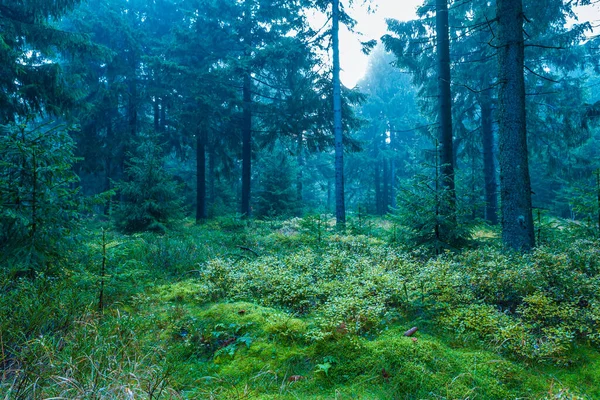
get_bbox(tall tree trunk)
[160,98,167,133]
[296,133,304,214]
[374,161,381,215]
[481,95,498,225]
[332,0,346,227]
[327,178,332,212]
[497,0,535,250]
[436,0,456,203]
[127,61,137,139]
[382,159,389,214]
[390,128,397,209]
[153,98,160,133]
[209,142,216,210]
[241,72,252,217]
[196,128,207,223]
[104,120,114,216]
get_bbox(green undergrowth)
[1,217,600,398]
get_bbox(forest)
[1,0,600,398]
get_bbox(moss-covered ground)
[1,217,599,399]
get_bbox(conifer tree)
[0,122,81,270]
[114,136,183,233]
[0,0,89,122]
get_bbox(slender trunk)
[332,0,346,227]
[125,55,137,201]
[31,150,37,239]
[497,0,535,250]
[481,96,498,224]
[390,128,397,209]
[241,72,252,217]
[436,0,456,203]
[374,162,381,215]
[154,98,160,133]
[209,142,216,209]
[160,99,167,133]
[596,169,600,235]
[382,159,389,214]
[435,140,441,253]
[98,229,106,312]
[296,134,304,214]
[196,128,207,223]
[104,157,112,216]
[128,72,137,139]
[327,178,332,212]
[104,72,116,215]
[471,155,477,220]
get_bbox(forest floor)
[2,216,600,399]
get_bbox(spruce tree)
[114,136,183,233]
[0,122,81,270]
[0,0,88,122]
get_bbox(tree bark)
[332,0,346,227]
[296,133,304,214]
[481,95,498,225]
[374,161,381,215]
[209,142,216,210]
[196,128,207,223]
[497,0,535,250]
[127,58,138,139]
[160,98,167,133]
[382,159,389,214]
[390,128,397,209]
[153,98,160,133]
[241,72,252,217]
[436,0,456,203]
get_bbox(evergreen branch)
[524,66,561,83]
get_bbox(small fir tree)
[390,141,471,253]
[0,122,81,271]
[114,136,183,233]
[255,152,298,219]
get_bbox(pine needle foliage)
[256,152,298,219]
[114,136,184,233]
[390,143,471,253]
[0,121,81,271]
[0,0,92,122]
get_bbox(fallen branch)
[403,327,419,337]
[239,246,260,256]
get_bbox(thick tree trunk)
[481,95,498,225]
[436,0,456,203]
[196,128,207,223]
[241,72,252,217]
[497,0,535,250]
[332,0,345,227]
